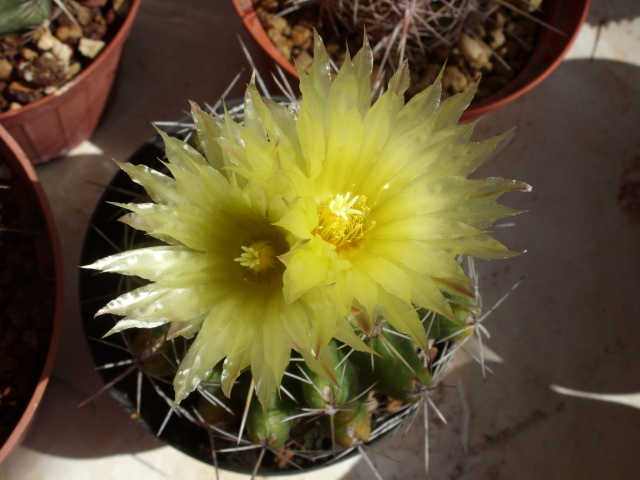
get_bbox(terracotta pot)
[232,0,591,122]
[0,124,64,463]
[0,0,142,165]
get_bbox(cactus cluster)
[81,35,528,476]
[83,184,482,473]
[80,112,490,475]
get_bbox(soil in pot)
[0,154,59,453]
[252,0,550,101]
[0,0,135,112]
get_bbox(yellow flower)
[86,32,529,410]
[84,116,342,408]
[270,34,530,349]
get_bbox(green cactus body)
[196,364,238,430]
[246,389,295,448]
[130,326,175,378]
[0,0,52,36]
[352,325,431,403]
[326,403,371,447]
[301,343,355,409]
[425,293,479,342]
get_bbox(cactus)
[81,33,528,476]
[0,0,52,36]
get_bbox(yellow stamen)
[234,240,277,274]
[317,192,373,247]
[329,192,361,220]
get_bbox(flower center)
[317,192,372,247]
[234,240,277,274]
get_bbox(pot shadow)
[342,57,640,479]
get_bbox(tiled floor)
[1,0,639,479]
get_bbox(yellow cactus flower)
[269,33,530,349]
[84,119,340,409]
[86,32,529,410]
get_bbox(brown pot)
[0,124,64,463]
[233,0,590,122]
[0,0,142,165]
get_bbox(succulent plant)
[0,0,52,36]
[82,32,529,476]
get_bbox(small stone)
[68,23,85,41]
[55,25,71,42]
[265,15,291,37]
[113,0,132,16]
[36,31,64,52]
[294,49,313,73]
[72,3,93,25]
[290,25,312,49]
[20,52,68,87]
[458,33,492,71]
[267,29,293,61]
[6,82,43,104]
[55,23,84,43]
[21,48,38,61]
[78,37,105,59]
[50,42,74,63]
[66,62,82,80]
[494,10,507,27]
[442,65,470,94]
[0,59,12,81]
[386,398,405,413]
[488,28,506,49]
